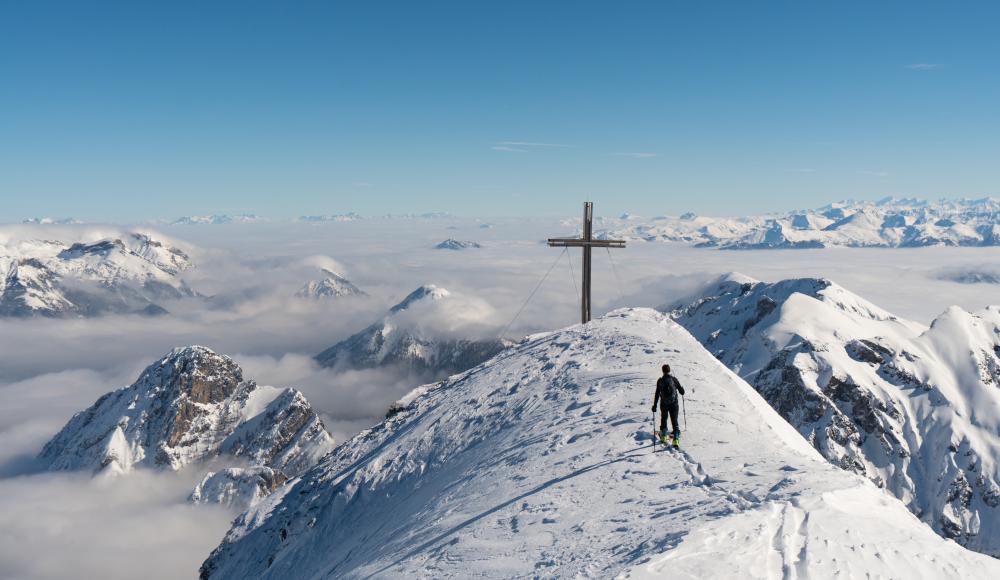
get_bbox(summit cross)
[548,202,626,324]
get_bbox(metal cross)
[548,202,626,324]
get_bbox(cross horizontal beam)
[547,238,626,248]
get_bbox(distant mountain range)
[298,212,453,222]
[170,214,263,225]
[298,213,363,222]
[600,197,1000,249]
[0,230,197,317]
[21,217,82,225]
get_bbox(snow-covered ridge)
[201,309,1000,579]
[39,346,334,502]
[600,197,1000,249]
[671,274,1000,556]
[0,228,196,316]
[315,284,510,375]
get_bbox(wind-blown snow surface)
[601,197,1000,249]
[671,275,1000,556]
[201,309,1000,579]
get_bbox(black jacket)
[654,374,685,407]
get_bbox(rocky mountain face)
[315,284,511,376]
[600,197,1000,249]
[295,268,365,299]
[0,231,197,316]
[671,274,1000,556]
[39,346,334,507]
[200,309,1000,579]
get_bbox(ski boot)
[659,429,670,445]
[671,435,681,450]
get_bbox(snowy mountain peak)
[389,284,450,312]
[316,284,508,375]
[39,346,333,482]
[202,308,1000,579]
[670,273,900,339]
[142,345,245,404]
[0,229,196,316]
[672,276,1000,557]
[295,268,365,300]
[434,238,482,250]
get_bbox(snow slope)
[601,197,1000,249]
[39,346,334,486]
[315,285,510,375]
[671,275,1000,556]
[201,309,1000,579]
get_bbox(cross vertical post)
[581,201,593,324]
[548,202,626,324]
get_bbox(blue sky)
[1,1,998,221]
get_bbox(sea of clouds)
[3,215,1000,578]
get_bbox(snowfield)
[201,309,1000,579]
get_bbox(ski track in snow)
[202,309,1000,579]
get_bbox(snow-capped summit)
[389,284,449,312]
[315,285,509,375]
[39,346,333,484]
[295,268,366,300]
[672,274,1000,557]
[201,309,1000,579]
[0,230,196,317]
[434,238,482,250]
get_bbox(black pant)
[659,401,680,438]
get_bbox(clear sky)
[1,0,998,221]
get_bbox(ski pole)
[652,410,656,452]
[682,395,687,432]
